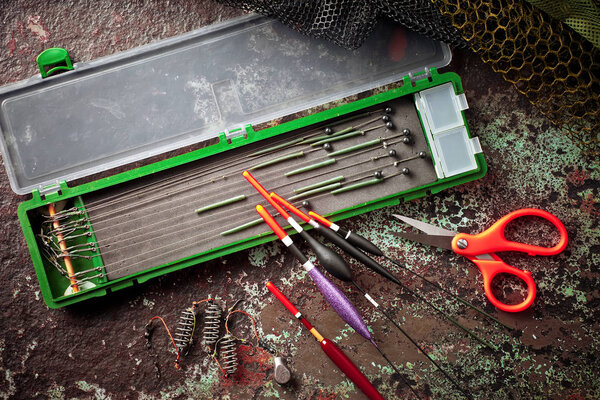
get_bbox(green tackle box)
[0,14,486,308]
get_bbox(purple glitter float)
[307,266,372,341]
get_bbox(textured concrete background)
[1,1,599,399]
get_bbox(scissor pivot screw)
[457,239,468,249]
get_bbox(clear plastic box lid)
[0,14,450,195]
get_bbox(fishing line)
[96,161,408,252]
[246,123,394,170]
[247,112,386,157]
[388,273,496,350]
[85,128,408,225]
[351,281,473,399]
[98,200,287,275]
[98,165,409,281]
[87,139,417,239]
[381,256,512,330]
[50,158,410,280]
[82,123,329,210]
[84,109,387,211]
[97,150,405,239]
[145,316,182,370]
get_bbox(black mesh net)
[377,1,468,48]
[216,0,467,49]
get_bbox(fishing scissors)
[393,208,568,313]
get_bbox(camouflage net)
[217,0,600,158]
[526,0,600,49]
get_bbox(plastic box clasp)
[37,48,74,78]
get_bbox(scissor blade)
[393,231,454,251]
[392,214,456,237]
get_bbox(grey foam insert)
[83,96,436,280]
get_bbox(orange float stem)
[48,203,79,293]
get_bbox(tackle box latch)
[408,67,432,87]
[36,48,74,79]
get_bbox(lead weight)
[273,356,292,385]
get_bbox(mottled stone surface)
[1,1,599,399]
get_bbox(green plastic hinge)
[36,48,74,78]
[244,124,255,138]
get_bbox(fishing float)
[269,193,472,398]
[266,281,386,400]
[247,172,420,397]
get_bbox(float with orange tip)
[253,203,373,342]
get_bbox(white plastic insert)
[415,82,481,178]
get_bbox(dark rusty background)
[1,1,599,399]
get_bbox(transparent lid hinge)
[409,67,432,87]
[38,181,62,197]
[224,126,247,144]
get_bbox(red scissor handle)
[452,208,568,313]
[471,257,537,313]
[452,208,568,257]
